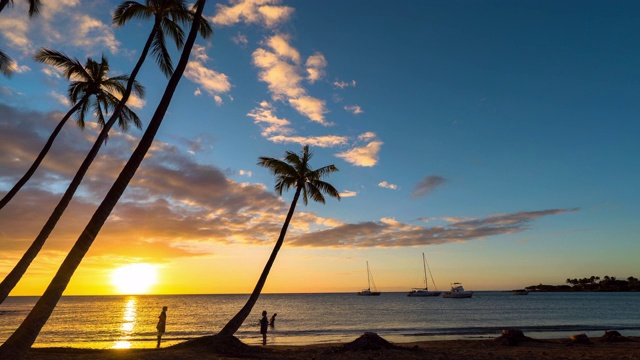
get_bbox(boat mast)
[366,261,371,290]
[422,253,428,290]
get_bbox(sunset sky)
[1,0,638,296]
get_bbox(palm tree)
[113,0,213,78]
[0,0,211,304]
[0,0,41,77]
[0,49,144,210]
[0,50,144,304]
[217,145,340,338]
[0,0,41,16]
[0,1,207,358]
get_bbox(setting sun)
[110,264,158,295]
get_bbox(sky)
[0,0,639,296]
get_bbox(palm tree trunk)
[0,1,206,358]
[0,15,159,306]
[218,186,302,337]
[0,98,87,211]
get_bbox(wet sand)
[24,334,640,360]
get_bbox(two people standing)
[259,310,278,345]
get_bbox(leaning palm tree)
[217,145,340,338]
[0,0,41,77]
[113,0,213,78]
[0,1,207,358]
[0,0,41,16]
[0,0,211,305]
[0,49,144,211]
[0,50,144,304]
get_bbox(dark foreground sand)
[24,333,640,360]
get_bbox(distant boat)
[357,261,381,296]
[511,289,529,295]
[407,253,441,297]
[442,282,473,298]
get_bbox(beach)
[23,333,640,360]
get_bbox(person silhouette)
[156,306,168,348]
[269,313,277,327]
[259,310,269,345]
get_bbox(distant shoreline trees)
[526,276,640,292]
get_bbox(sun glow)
[110,264,158,295]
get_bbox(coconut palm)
[113,0,213,78]
[0,49,144,211]
[0,0,41,77]
[0,0,211,304]
[0,2,207,358]
[0,50,144,304]
[0,0,41,16]
[217,145,340,338]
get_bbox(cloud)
[212,0,294,28]
[239,170,252,177]
[333,80,356,89]
[268,134,350,148]
[0,16,31,53]
[335,136,383,167]
[252,35,329,124]
[232,32,248,46]
[412,176,447,198]
[344,105,363,115]
[340,190,357,198]
[247,101,293,136]
[72,14,120,54]
[306,52,326,83]
[49,91,71,106]
[288,208,579,248]
[378,181,397,190]
[185,45,232,102]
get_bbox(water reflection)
[112,297,137,349]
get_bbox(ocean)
[1,292,639,349]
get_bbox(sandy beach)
[23,333,640,360]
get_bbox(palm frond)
[0,50,14,77]
[34,48,87,80]
[27,0,42,17]
[113,1,152,26]
[160,17,185,49]
[151,28,173,77]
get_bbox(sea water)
[1,292,639,349]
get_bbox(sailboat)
[357,261,381,296]
[407,253,442,297]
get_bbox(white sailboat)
[357,261,381,296]
[407,252,442,297]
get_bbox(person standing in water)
[269,313,277,327]
[156,306,168,348]
[259,310,269,345]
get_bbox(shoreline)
[22,333,640,360]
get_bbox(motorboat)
[511,289,529,295]
[442,282,473,298]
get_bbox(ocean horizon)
[2,292,639,349]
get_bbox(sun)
[110,263,158,295]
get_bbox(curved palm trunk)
[0,97,87,210]
[0,2,205,358]
[218,186,302,337]
[0,18,160,305]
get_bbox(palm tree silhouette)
[0,1,208,358]
[0,0,211,304]
[0,49,144,210]
[218,145,340,338]
[0,0,41,16]
[0,0,41,77]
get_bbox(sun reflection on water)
[112,297,137,349]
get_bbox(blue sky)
[0,0,638,295]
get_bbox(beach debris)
[343,332,400,351]
[494,329,538,346]
[599,330,633,343]
[569,333,591,345]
